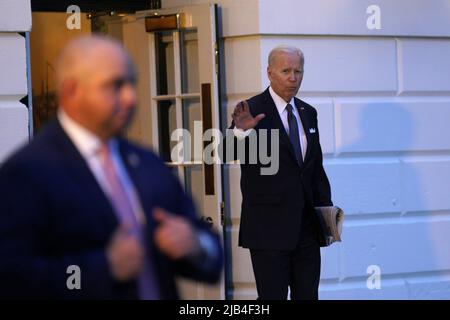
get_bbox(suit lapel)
[117,140,171,296]
[117,141,156,232]
[52,120,119,234]
[117,141,144,207]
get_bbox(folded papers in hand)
[315,206,344,247]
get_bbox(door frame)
[131,3,226,299]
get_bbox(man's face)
[76,48,137,140]
[267,51,304,103]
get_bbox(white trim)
[148,32,159,152]
[25,32,33,139]
[173,31,186,184]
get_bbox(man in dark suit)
[227,45,332,300]
[0,35,222,299]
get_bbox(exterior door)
[118,4,224,299]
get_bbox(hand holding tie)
[153,208,202,260]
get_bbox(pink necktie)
[99,143,160,299]
[99,144,140,233]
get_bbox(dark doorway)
[29,0,160,132]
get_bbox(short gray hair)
[268,45,305,67]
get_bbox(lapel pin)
[128,153,140,167]
[309,128,316,134]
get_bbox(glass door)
[122,4,224,299]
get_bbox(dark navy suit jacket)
[224,88,333,250]
[0,119,222,299]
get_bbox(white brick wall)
[259,0,450,37]
[261,37,398,94]
[0,0,32,32]
[326,161,402,215]
[162,0,450,299]
[305,99,334,155]
[402,159,450,212]
[260,3,450,299]
[0,101,29,161]
[0,33,28,96]
[223,36,263,95]
[335,100,450,154]
[0,0,31,163]
[400,39,450,93]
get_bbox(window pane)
[157,99,176,162]
[180,29,200,94]
[182,98,201,162]
[184,166,205,215]
[155,31,175,95]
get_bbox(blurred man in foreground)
[0,35,222,299]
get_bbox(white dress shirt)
[233,87,307,161]
[58,110,146,225]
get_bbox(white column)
[0,0,32,163]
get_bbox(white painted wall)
[0,0,32,32]
[259,0,450,37]
[0,0,31,163]
[162,0,450,300]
